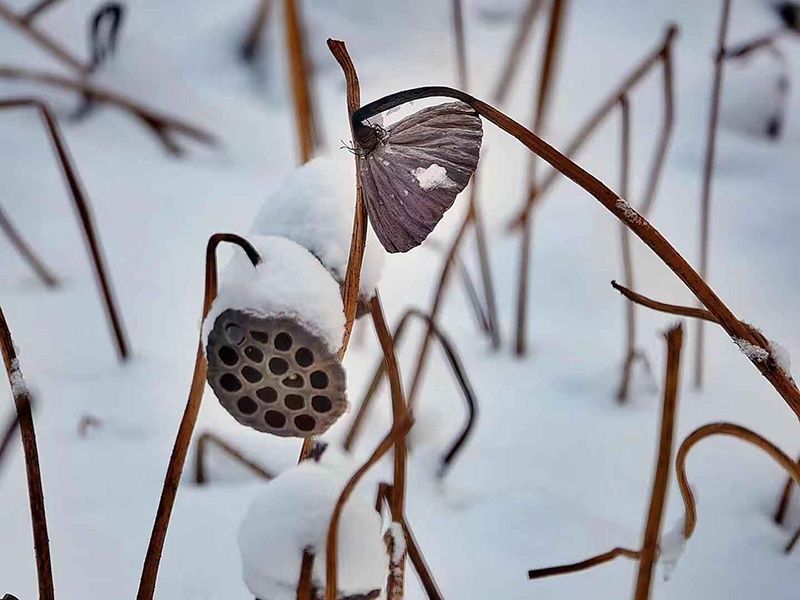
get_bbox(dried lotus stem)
[611,281,718,324]
[0,305,54,600]
[695,0,732,389]
[284,0,318,163]
[137,233,260,600]
[773,453,800,525]
[492,0,545,104]
[296,549,314,600]
[194,430,274,485]
[528,546,641,580]
[240,0,273,62]
[0,98,128,359]
[345,76,800,418]
[0,202,58,287]
[676,422,800,541]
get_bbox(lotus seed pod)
[203,235,348,437]
[358,101,483,253]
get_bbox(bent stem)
[343,308,478,480]
[194,430,274,485]
[528,547,640,580]
[137,233,260,600]
[773,453,800,525]
[0,202,58,287]
[676,422,800,542]
[0,306,54,600]
[633,323,683,600]
[0,98,128,360]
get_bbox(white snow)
[8,358,27,398]
[238,457,387,600]
[615,197,646,225]
[768,338,793,378]
[411,164,458,191]
[659,515,687,582]
[202,235,345,353]
[388,522,406,565]
[733,337,770,363]
[251,156,385,298]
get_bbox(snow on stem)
[137,233,260,600]
[0,306,54,600]
[0,98,128,360]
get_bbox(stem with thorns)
[0,202,58,287]
[137,233,261,600]
[0,306,54,600]
[0,68,217,155]
[1,98,129,360]
[695,0,732,389]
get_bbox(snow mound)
[238,458,387,600]
[251,157,385,299]
[203,235,345,352]
[659,515,687,582]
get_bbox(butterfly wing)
[360,102,483,253]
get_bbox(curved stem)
[341,78,800,418]
[137,233,260,600]
[529,547,640,580]
[675,422,800,540]
[0,306,54,600]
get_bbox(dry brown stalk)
[343,308,479,480]
[676,422,800,542]
[0,305,54,600]
[0,409,21,472]
[633,323,683,600]
[695,0,732,389]
[0,67,217,156]
[514,0,569,356]
[611,281,718,324]
[773,453,800,525]
[284,0,317,163]
[491,0,545,104]
[296,549,314,600]
[506,25,678,230]
[0,201,59,287]
[0,1,86,73]
[528,546,641,579]
[137,233,261,600]
[19,0,63,24]
[324,416,412,600]
[327,39,367,362]
[451,0,469,91]
[240,0,274,62]
[1,98,129,360]
[194,430,274,485]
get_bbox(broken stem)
[529,547,640,580]
[194,430,274,485]
[0,202,58,287]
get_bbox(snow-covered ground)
[1,0,800,597]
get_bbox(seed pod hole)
[310,371,328,389]
[242,366,263,383]
[218,346,239,366]
[237,396,258,415]
[311,395,332,413]
[264,410,287,428]
[294,414,316,432]
[295,347,314,367]
[257,387,277,403]
[269,357,289,375]
[225,323,245,345]
[285,394,305,410]
[220,373,242,392]
[251,330,269,343]
[283,373,304,388]
[274,332,293,351]
[244,345,264,363]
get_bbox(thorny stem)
[506,25,678,229]
[324,416,412,600]
[343,308,478,480]
[0,67,217,156]
[0,98,129,360]
[633,324,683,600]
[0,202,59,287]
[284,0,318,163]
[695,0,732,390]
[514,0,569,357]
[194,431,274,485]
[0,305,54,600]
[528,547,641,580]
[350,81,800,419]
[327,39,367,363]
[137,233,260,600]
[676,422,800,541]
[491,0,545,104]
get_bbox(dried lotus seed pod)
[206,309,347,438]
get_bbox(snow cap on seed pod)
[202,235,348,438]
[238,450,387,600]
[251,156,384,303]
[357,101,483,253]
